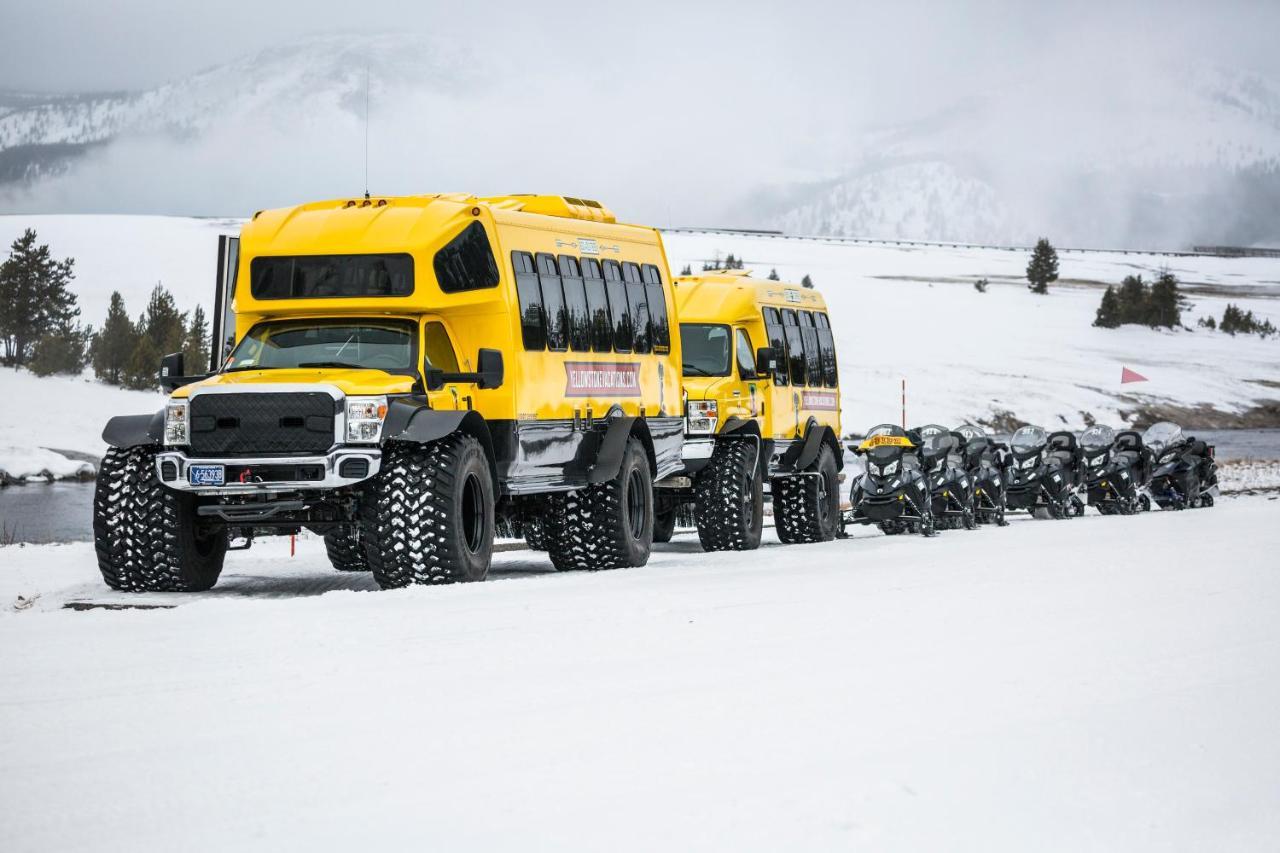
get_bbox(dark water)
[3,428,1279,546]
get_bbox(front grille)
[189,392,337,457]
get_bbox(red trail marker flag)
[1120,367,1148,384]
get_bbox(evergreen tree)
[1197,315,1216,330]
[1220,304,1244,335]
[90,291,138,384]
[183,305,210,373]
[801,274,814,289]
[767,268,780,281]
[0,229,78,366]
[1116,275,1149,324]
[139,283,187,356]
[973,278,988,293]
[1147,270,1183,328]
[1093,286,1122,328]
[1025,237,1059,294]
[29,319,88,376]
[123,316,161,390]
[679,264,692,276]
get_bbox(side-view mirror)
[755,346,777,374]
[424,348,505,392]
[159,351,206,393]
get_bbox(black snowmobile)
[1080,425,1153,515]
[847,424,936,536]
[1004,425,1086,518]
[915,424,977,530]
[1143,421,1219,510]
[955,423,1008,525]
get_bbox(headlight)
[1020,456,1036,470]
[686,399,718,434]
[164,400,189,446]
[871,459,900,477]
[346,396,388,444]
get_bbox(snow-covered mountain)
[761,65,1280,249]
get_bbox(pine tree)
[90,291,138,384]
[1117,275,1149,324]
[1093,286,1122,328]
[1025,238,1059,295]
[973,278,988,293]
[679,264,692,276]
[123,317,160,390]
[801,274,814,289]
[1221,304,1243,335]
[1197,315,1216,330]
[183,305,210,373]
[1147,270,1183,328]
[0,229,78,366]
[139,283,187,356]
[767,268,780,281]
[29,319,88,376]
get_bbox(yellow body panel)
[673,271,841,442]
[180,195,682,421]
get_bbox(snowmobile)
[915,424,977,530]
[1004,425,1086,518]
[955,423,1009,525]
[1143,421,1219,510]
[847,424,936,536]
[1080,425,1153,515]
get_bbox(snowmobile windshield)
[679,324,731,377]
[922,434,957,456]
[1080,425,1116,449]
[224,318,416,374]
[955,424,986,442]
[866,444,905,463]
[1010,425,1048,453]
[1142,421,1184,453]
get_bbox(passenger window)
[798,310,821,386]
[762,307,788,385]
[816,311,838,387]
[559,255,590,352]
[642,264,670,351]
[582,257,612,352]
[735,329,756,378]
[536,252,568,351]
[623,262,651,354]
[423,321,460,372]
[513,251,545,350]
[434,221,499,293]
[781,308,805,385]
[603,260,632,352]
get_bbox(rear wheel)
[361,436,494,588]
[523,515,548,551]
[324,528,369,571]
[773,444,840,544]
[547,437,653,571]
[93,446,227,592]
[694,440,764,551]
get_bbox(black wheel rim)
[461,472,485,554]
[626,467,646,541]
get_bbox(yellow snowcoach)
[94,194,685,590]
[656,270,843,549]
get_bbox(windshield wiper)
[297,361,371,370]
[682,366,718,377]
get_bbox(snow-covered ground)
[1,496,1277,850]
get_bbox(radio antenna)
[363,64,370,199]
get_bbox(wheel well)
[454,411,499,491]
[629,418,657,476]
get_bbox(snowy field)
[2,496,1278,850]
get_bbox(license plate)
[188,464,225,486]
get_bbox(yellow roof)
[672,271,828,324]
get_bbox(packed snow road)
[1,497,1278,851]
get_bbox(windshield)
[922,433,958,455]
[1142,421,1184,453]
[225,319,416,374]
[1011,425,1048,453]
[1080,425,1116,449]
[955,424,986,442]
[680,324,731,377]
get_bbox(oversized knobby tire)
[772,443,840,544]
[360,436,494,589]
[324,529,369,572]
[523,515,548,551]
[694,439,763,551]
[546,437,653,571]
[93,446,227,592]
[653,508,677,544]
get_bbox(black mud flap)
[781,424,828,473]
[586,416,638,484]
[102,411,164,449]
[382,403,497,488]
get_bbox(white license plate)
[188,464,225,486]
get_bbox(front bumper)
[155,447,382,495]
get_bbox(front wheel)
[695,440,764,551]
[93,446,227,591]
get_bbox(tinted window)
[735,329,756,378]
[623,262,651,354]
[251,254,413,299]
[762,308,788,385]
[582,258,612,352]
[559,255,590,351]
[433,222,499,293]
[537,253,568,351]
[603,260,631,352]
[799,309,821,385]
[423,321,459,372]
[816,311,838,387]
[226,319,415,374]
[512,251,545,350]
[781,309,805,385]
[642,264,670,350]
[681,324,731,377]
